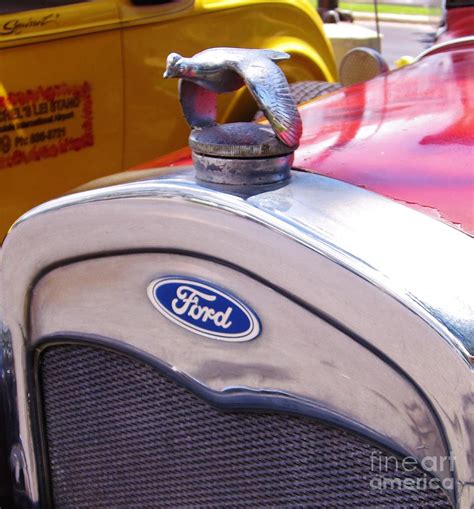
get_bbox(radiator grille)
[38,344,452,508]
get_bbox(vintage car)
[0,10,473,509]
[0,0,337,238]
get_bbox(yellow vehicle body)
[0,0,336,237]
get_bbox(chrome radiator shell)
[0,168,472,507]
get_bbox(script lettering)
[171,285,233,329]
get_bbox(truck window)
[0,0,87,15]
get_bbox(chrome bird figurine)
[163,47,303,148]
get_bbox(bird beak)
[163,69,170,79]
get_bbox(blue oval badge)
[147,277,261,342]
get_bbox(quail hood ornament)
[164,47,302,186]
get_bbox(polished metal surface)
[247,174,474,360]
[414,35,474,62]
[1,167,473,506]
[30,253,451,480]
[164,48,302,148]
[8,169,474,360]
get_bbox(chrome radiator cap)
[164,47,302,186]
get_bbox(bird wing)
[229,56,302,148]
[259,49,291,62]
[178,79,217,128]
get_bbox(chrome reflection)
[414,36,474,62]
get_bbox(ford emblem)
[147,277,261,342]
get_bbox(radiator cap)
[163,47,302,186]
[190,123,294,185]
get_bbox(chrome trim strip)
[414,35,474,61]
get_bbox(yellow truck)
[0,0,337,237]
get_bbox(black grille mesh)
[38,345,452,508]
